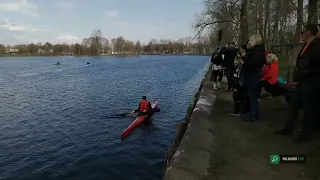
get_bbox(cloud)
[0,0,39,18]
[0,24,27,31]
[0,18,10,24]
[29,39,44,44]
[0,19,48,32]
[55,1,74,9]
[31,28,49,32]
[56,35,80,44]
[101,21,165,44]
[105,11,119,18]
[14,35,26,39]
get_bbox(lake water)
[0,55,209,180]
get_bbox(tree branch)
[193,20,238,39]
[287,0,298,10]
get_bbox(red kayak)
[120,102,159,139]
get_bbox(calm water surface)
[0,55,209,180]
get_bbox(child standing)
[229,54,246,116]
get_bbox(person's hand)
[289,82,297,86]
[142,110,147,112]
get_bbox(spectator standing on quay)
[275,24,320,142]
[210,48,224,90]
[242,35,266,122]
[221,42,238,91]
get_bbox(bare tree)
[307,0,319,23]
[194,0,319,47]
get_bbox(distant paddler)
[54,61,62,65]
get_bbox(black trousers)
[259,80,287,97]
[285,80,320,134]
[233,83,246,113]
[138,111,151,116]
[138,111,152,125]
[226,66,234,89]
[211,69,223,82]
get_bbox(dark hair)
[303,24,319,35]
[228,41,235,46]
[142,96,147,100]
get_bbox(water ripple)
[0,55,209,180]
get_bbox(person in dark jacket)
[229,54,245,116]
[242,35,266,122]
[275,24,320,142]
[221,42,239,91]
[210,48,224,89]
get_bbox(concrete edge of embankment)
[162,65,217,180]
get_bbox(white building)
[9,49,19,55]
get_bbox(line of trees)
[194,0,319,48]
[0,30,217,56]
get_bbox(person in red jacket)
[259,54,280,95]
[131,96,152,116]
[261,54,279,84]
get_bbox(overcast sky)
[0,0,204,45]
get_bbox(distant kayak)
[86,62,91,66]
[54,62,63,65]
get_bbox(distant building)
[37,48,45,54]
[184,47,194,54]
[9,48,19,55]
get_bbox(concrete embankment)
[163,67,216,179]
[163,67,320,180]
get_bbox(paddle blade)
[120,112,136,116]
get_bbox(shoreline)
[0,54,138,58]
[0,54,210,58]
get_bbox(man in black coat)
[242,35,266,122]
[275,24,320,142]
[221,42,239,91]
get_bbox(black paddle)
[119,112,132,116]
[101,111,135,119]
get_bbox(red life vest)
[140,100,149,112]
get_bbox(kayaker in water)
[131,96,152,116]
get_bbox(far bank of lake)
[0,53,211,58]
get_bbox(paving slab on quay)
[163,70,320,180]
